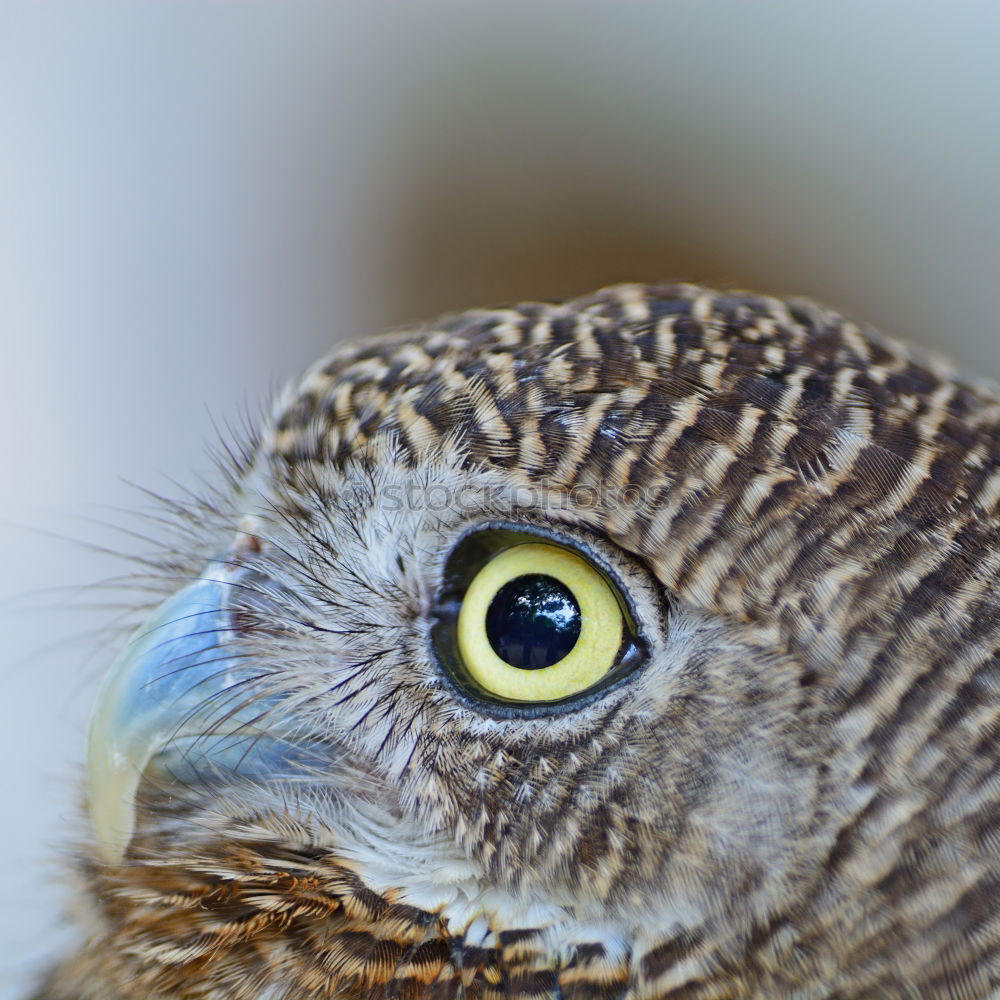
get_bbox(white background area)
[1,3,999,995]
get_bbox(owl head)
[70,284,1000,998]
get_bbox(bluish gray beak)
[86,563,284,863]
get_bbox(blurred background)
[1,2,998,994]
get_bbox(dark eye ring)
[432,528,647,711]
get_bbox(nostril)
[233,523,263,562]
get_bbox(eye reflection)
[484,574,582,669]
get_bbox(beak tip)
[86,746,139,865]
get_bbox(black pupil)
[484,574,582,670]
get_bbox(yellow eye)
[456,543,623,702]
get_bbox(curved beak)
[86,564,284,863]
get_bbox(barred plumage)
[36,284,1000,999]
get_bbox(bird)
[32,283,1000,999]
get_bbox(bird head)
[69,284,1000,998]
